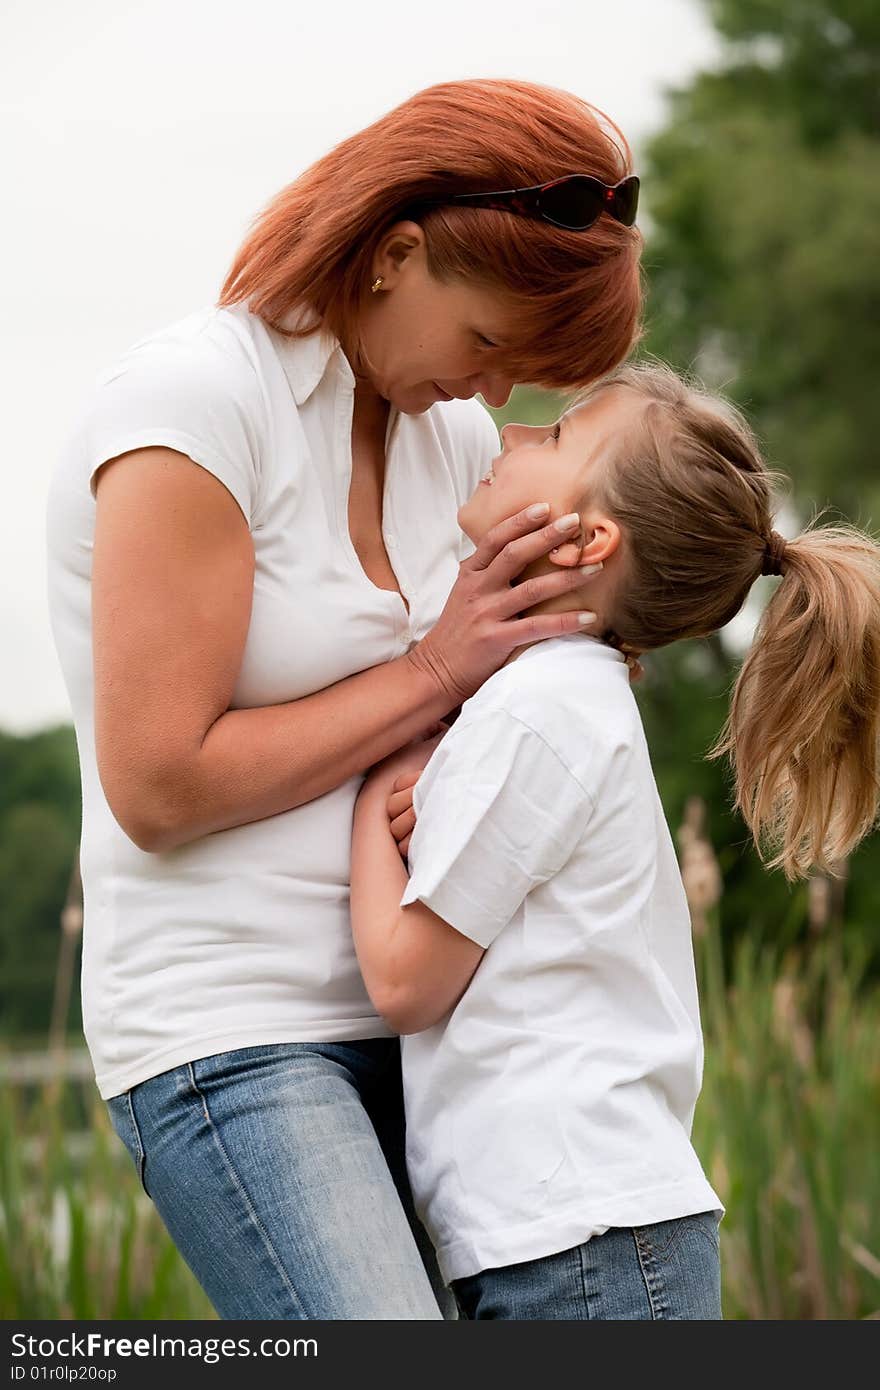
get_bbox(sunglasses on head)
[423,173,640,231]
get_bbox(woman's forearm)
[146,651,453,852]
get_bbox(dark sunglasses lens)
[612,176,640,227]
[539,178,603,230]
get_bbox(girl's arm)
[350,748,485,1035]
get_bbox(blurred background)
[2,0,878,1319]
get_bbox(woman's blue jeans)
[106,1040,453,1319]
[452,1213,723,1320]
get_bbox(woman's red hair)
[219,79,643,391]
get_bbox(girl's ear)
[547,517,620,568]
[546,539,585,567]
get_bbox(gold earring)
[371,276,384,294]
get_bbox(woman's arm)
[92,449,451,852]
[93,448,599,854]
[350,749,485,1034]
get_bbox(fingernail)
[527,503,550,518]
[580,562,603,575]
[555,512,580,532]
[578,612,597,626]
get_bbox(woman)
[46,78,642,1319]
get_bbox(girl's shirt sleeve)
[399,708,592,949]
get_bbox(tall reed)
[0,1075,213,1319]
[2,929,878,1318]
[693,921,880,1319]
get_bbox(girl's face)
[356,222,518,415]
[458,385,636,549]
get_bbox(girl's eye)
[475,332,498,349]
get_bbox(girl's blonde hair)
[584,361,880,881]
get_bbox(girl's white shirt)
[400,633,724,1283]
[46,302,499,1099]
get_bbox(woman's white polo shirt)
[46,302,499,1098]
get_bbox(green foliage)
[642,0,880,521]
[0,726,81,820]
[692,927,880,1319]
[0,728,82,1038]
[0,1077,212,1319]
[704,0,880,145]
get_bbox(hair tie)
[761,530,788,577]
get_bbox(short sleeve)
[82,331,265,525]
[399,708,592,948]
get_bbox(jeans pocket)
[631,1213,723,1319]
[634,1211,720,1262]
[695,1209,723,1251]
[106,1091,151,1198]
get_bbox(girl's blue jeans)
[452,1213,723,1319]
[107,1039,722,1320]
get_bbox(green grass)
[692,924,880,1319]
[0,1079,213,1319]
[2,925,879,1319]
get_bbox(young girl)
[349,361,880,1320]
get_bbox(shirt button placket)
[384,432,412,649]
[386,532,412,649]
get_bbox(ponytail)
[709,524,880,880]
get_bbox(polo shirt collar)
[273,304,354,406]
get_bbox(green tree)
[0,728,81,1039]
[643,0,880,520]
[704,0,879,144]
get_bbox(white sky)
[0,0,719,733]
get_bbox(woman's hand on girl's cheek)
[387,774,419,861]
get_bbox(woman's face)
[356,222,518,415]
[458,386,635,546]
